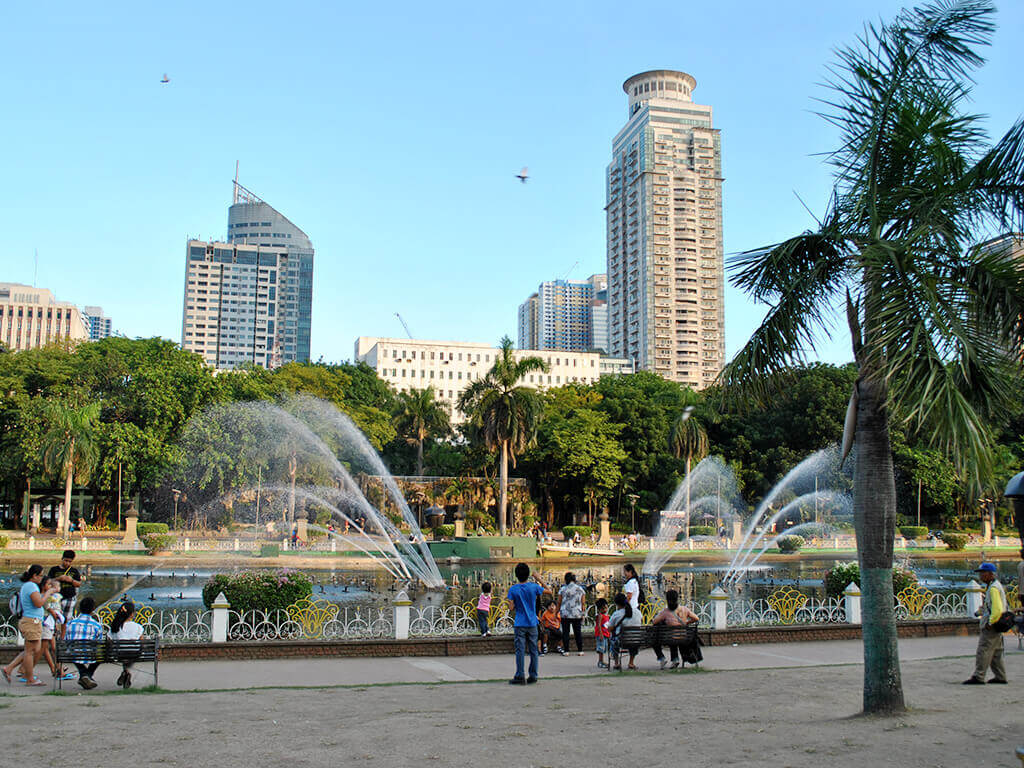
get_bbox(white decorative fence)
[0,581,996,645]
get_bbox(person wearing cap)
[963,562,1008,685]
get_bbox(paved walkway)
[4,633,1020,695]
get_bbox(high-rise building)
[606,70,725,388]
[516,274,607,352]
[226,182,314,363]
[355,336,632,423]
[0,283,89,351]
[82,306,113,340]
[181,240,296,370]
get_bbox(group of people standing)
[3,549,146,690]
[497,562,700,684]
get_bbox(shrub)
[943,532,968,551]
[561,526,594,541]
[0,534,9,550]
[823,562,919,598]
[202,569,313,613]
[432,524,456,539]
[142,533,173,554]
[899,525,928,540]
[610,521,632,534]
[776,535,804,553]
[137,522,169,537]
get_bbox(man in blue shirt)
[64,597,104,689]
[507,562,546,685]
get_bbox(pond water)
[3,554,1018,618]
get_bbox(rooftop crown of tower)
[622,69,697,116]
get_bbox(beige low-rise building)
[0,283,89,352]
[354,336,631,422]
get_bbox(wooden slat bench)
[55,638,160,690]
[610,623,700,670]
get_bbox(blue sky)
[2,1,1021,366]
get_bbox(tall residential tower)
[516,274,608,352]
[226,182,314,363]
[605,70,724,388]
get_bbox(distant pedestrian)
[476,582,492,636]
[594,597,611,669]
[2,565,60,687]
[48,549,82,619]
[65,597,104,690]
[507,563,545,685]
[963,562,1008,685]
[557,572,586,656]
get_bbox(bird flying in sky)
[160,73,170,84]
[516,167,528,183]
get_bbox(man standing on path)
[963,562,1008,685]
[48,550,83,619]
[507,562,545,685]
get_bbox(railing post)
[965,579,984,619]
[282,538,289,551]
[393,589,412,640]
[843,581,861,624]
[709,585,728,630]
[28,536,35,551]
[211,592,231,643]
[233,538,239,551]
[184,537,190,552]
[80,537,88,551]
[330,539,337,553]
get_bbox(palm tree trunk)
[416,438,424,477]
[854,372,905,715]
[62,439,75,536]
[499,441,509,536]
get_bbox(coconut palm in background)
[669,403,709,541]
[722,0,1024,714]
[41,401,101,536]
[392,387,451,476]
[458,337,549,535]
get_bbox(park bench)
[55,637,161,690]
[610,623,700,671]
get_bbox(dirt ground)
[2,654,1021,768]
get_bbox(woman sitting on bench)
[109,601,145,689]
[607,592,641,670]
[650,589,699,669]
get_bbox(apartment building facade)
[82,306,113,340]
[355,336,631,422]
[606,70,725,389]
[0,283,89,351]
[516,273,609,352]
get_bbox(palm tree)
[392,387,451,476]
[722,1,1024,715]
[669,403,709,541]
[40,401,101,536]
[458,337,549,535]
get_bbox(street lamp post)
[171,489,181,531]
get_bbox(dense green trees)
[392,387,450,476]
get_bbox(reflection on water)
[2,555,1018,617]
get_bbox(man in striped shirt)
[64,597,104,689]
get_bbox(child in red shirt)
[594,597,611,669]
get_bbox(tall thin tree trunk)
[854,372,905,714]
[499,442,508,536]
[288,452,297,524]
[416,438,424,477]
[62,439,75,536]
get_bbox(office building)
[181,240,296,370]
[0,283,89,351]
[606,70,725,388]
[516,274,608,352]
[82,306,113,340]
[355,336,632,422]
[226,181,314,363]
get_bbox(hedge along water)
[177,396,444,588]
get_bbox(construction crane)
[562,261,579,282]
[395,313,414,339]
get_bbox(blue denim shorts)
[595,637,609,654]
